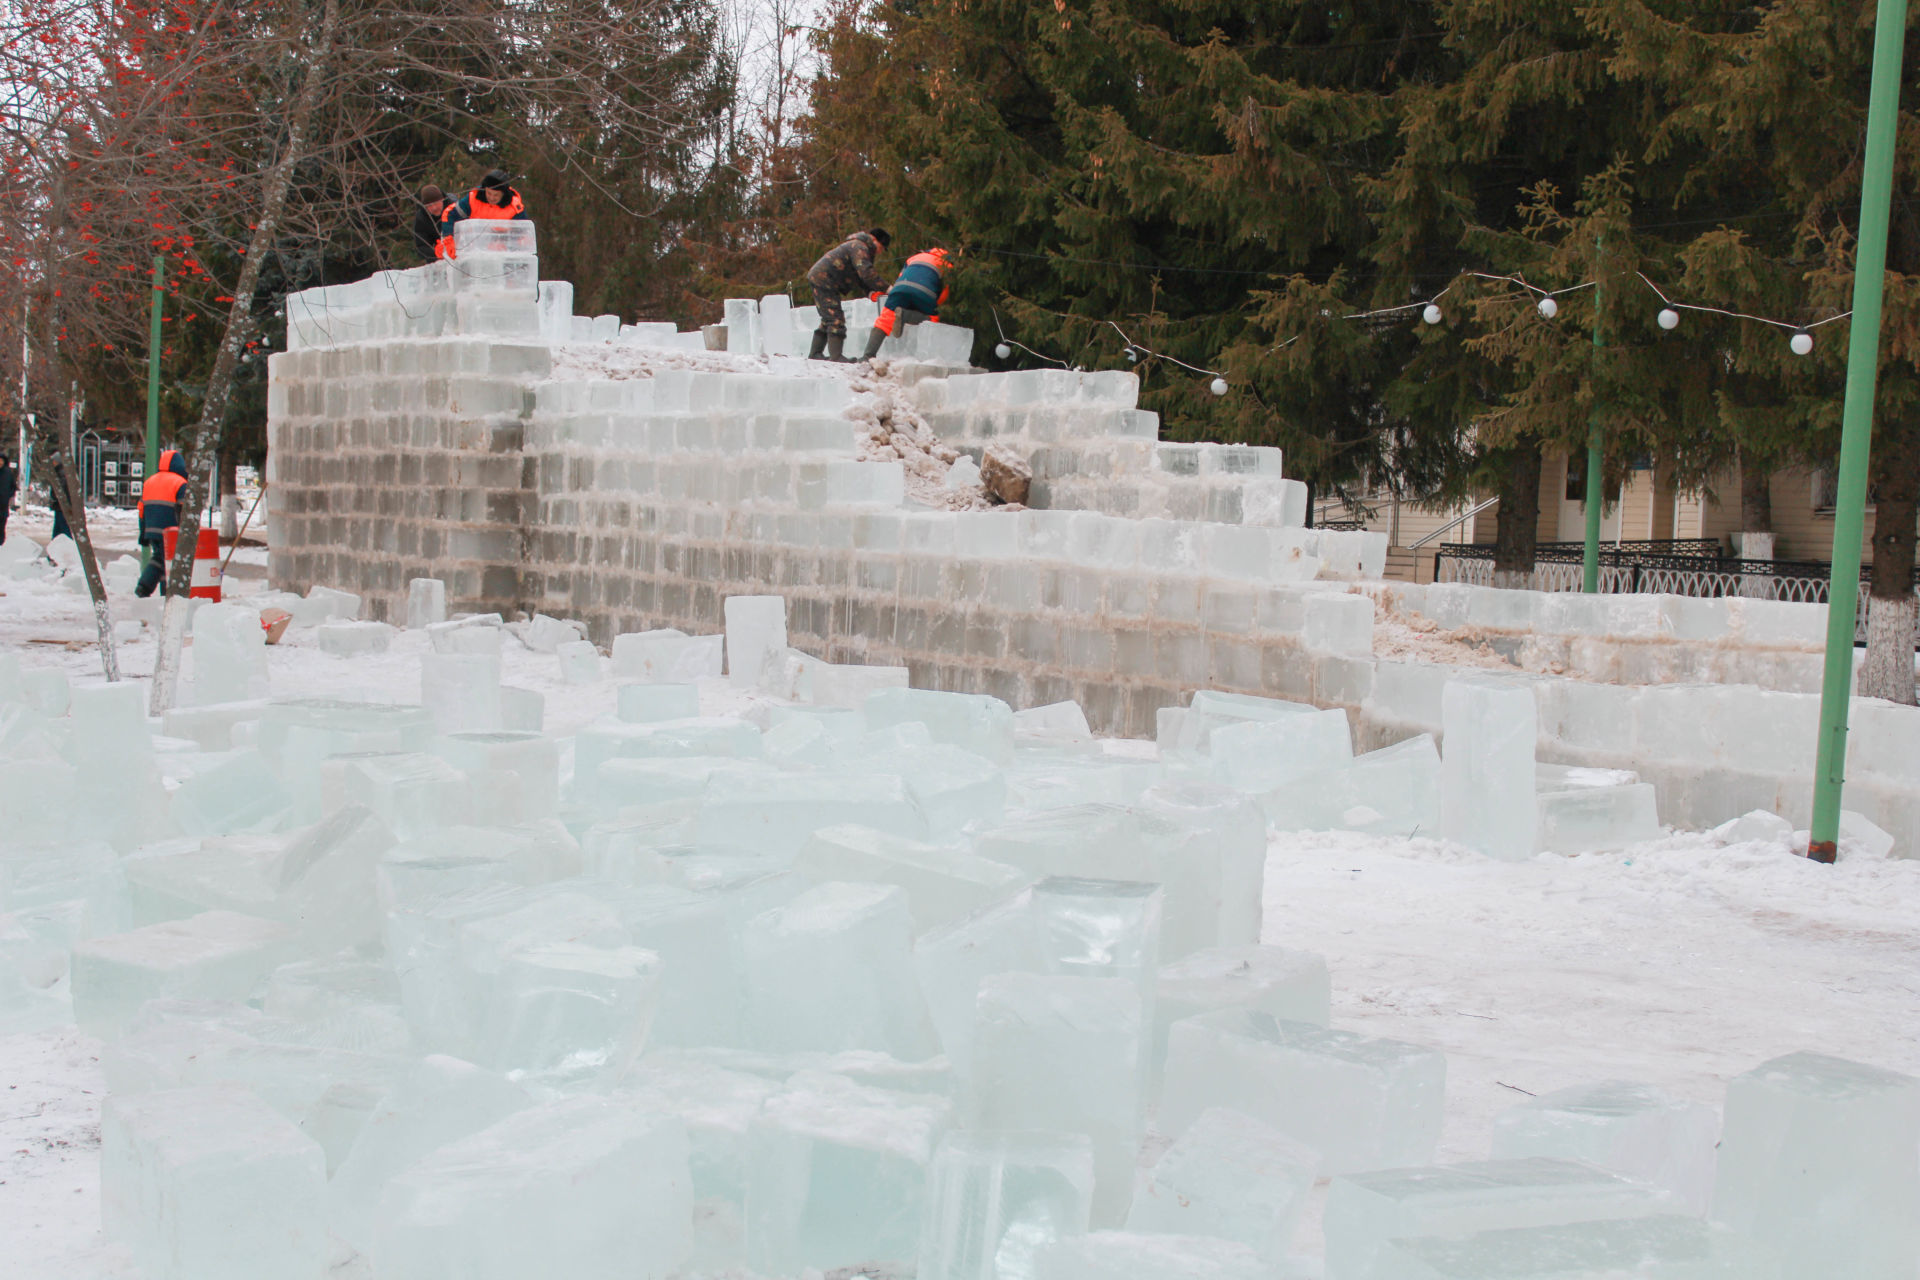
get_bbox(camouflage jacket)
[807,232,887,296]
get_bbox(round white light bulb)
[1657,308,1679,330]
[1421,304,1443,325]
[1537,296,1559,319]
[1790,331,1814,356]
[994,342,1011,359]
[1209,377,1229,397]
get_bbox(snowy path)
[2,514,1917,1276]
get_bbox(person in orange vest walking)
[435,169,530,259]
[135,449,189,597]
[860,247,951,361]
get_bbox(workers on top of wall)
[436,170,530,260]
[135,449,189,598]
[413,184,448,262]
[862,247,951,362]
[806,228,892,362]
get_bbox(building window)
[1811,468,1876,514]
[1564,454,1621,504]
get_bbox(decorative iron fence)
[1432,540,1915,642]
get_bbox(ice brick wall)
[267,337,545,611]
[1371,582,1837,694]
[268,257,1386,737]
[266,252,1920,846]
[912,372,1310,526]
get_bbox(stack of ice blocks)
[9,595,1913,1280]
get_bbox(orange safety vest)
[137,449,189,536]
[436,188,526,259]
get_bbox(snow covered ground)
[2,509,1917,1278]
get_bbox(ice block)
[420,651,503,733]
[1154,946,1330,1078]
[1134,781,1269,958]
[72,911,294,1039]
[1535,781,1661,855]
[795,823,1034,931]
[866,686,1016,765]
[407,577,447,629]
[1161,1011,1446,1175]
[724,594,788,689]
[697,770,927,856]
[102,1083,327,1280]
[1324,1157,1679,1280]
[480,941,662,1086]
[746,1070,954,1274]
[914,889,1044,1081]
[374,1096,692,1279]
[1490,1080,1719,1214]
[1208,707,1354,793]
[969,973,1145,1225]
[1127,1105,1317,1261]
[882,742,1011,838]
[1440,675,1538,861]
[555,638,603,684]
[1030,876,1162,1001]
[1711,1051,1920,1280]
[919,1130,1096,1280]
[1262,734,1442,838]
[327,1053,531,1253]
[743,881,939,1059]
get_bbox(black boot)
[826,334,852,363]
[861,325,888,361]
[808,329,829,361]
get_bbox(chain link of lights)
[990,269,1853,397]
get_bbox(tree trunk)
[27,416,119,681]
[1490,440,1543,589]
[151,0,341,714]
[1858,428,1917,705]
[1737,447,1774,561]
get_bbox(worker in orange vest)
[861,247,952,361]
[435,170,530,260]
[135,449,189,597]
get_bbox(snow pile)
[2,577,1915,1280]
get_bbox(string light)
[984,266,1842,391]
[989,309,1067,368]
[1636,272,1844,355]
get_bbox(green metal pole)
[1584,264,1604,593]
[142,257,163,570]
[144,256,163,477]
[1808,0,1908,863]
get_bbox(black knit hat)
[480,169,512,192]
[869,227,893,249]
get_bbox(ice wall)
[266,235,1920,847]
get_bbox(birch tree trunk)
[150,0,342,715]
[25,417,119,681]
